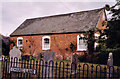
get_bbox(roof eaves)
[10,31,86,37]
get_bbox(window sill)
[42,48,50,51]
[77,49,87,51]
[17,45,23,47]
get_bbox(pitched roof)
[10,8,104,36]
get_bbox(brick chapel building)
[10,8,107,60]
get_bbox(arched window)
[77,34,87,51]
[42,36,50,50]
[17,37,23,48]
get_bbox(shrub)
[22,55,30,60]
[96,48,120,66]
[96,52,109,65]
[78,53,87,62]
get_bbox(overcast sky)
[1,0,116,36]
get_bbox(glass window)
[18,39,23,45]
[77,34,87,51]
[17,37,23,48]
[44,38,49,44]
[42,36,50,50]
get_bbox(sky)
[1,0,116,36]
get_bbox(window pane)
[44,44,49,48]
[18,39,22,45]
[79,39,87,49]
[43,37,50,50]
[44,38,49,44]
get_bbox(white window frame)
[42,36,50,50]
[94,33,100,48]
[77,34,87,51]
[17,37,23,48]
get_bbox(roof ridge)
[27,7,104,20]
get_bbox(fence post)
[107,52,113,78]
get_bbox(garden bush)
[96,49,120,66]
[78,53,87,62]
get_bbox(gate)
[1,57,120,78]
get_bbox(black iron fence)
[1,57,120,79]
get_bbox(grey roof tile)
[10,8,104,36]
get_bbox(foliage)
[22,55,30,60]
[104,1,120,49]
[84,27,104,55]
[96,48,120,66]
[82,1,120,65]
[85,29,95,55]
[96,52,109,65]
[96,1,120,66]
[105,20,120,48]
[69,42,76,52]
[1,36,15,56]
[78,53,87,62]
[2,39,9,56]
[39,53,43,58]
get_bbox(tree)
[105,1,120,49]
[84,27,103,62]
[0,34,15,56]
[97,1,120,65]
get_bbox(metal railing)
[1,57,120,79]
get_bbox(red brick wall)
[10,10,107,60]
[96,9,107,30]
[10,33,86,60]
